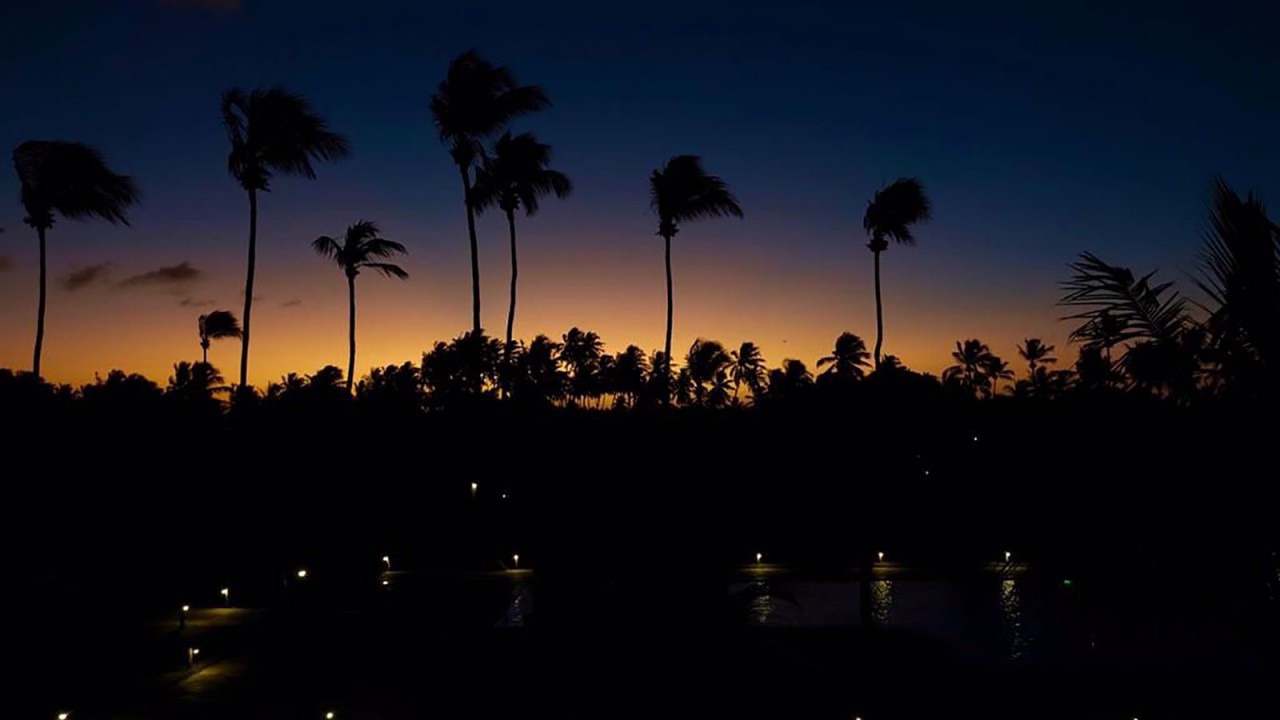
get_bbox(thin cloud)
[159,0,241,10]
[119,261,201,288]
[62,263,113,291]
[0,255,12,272]
[280,299,302,308]
[179,297,216,308]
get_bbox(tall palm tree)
[472,131,572,358]
[685,339,731,406]
[817,331,871,380]
[431,50,549,334]
[198,310,241,364]
[730,341,767,401]
[982,354,1016,397]
[862,178,932,369]
[222,87,349,392]
[650,155,743,359]
[13,141,139,377]
[311,220,409,393]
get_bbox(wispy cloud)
[280,299,302,308]
[62,263,113,291]
[119,261,200,288]
[0,255,12,272]
[159,0,241,10]
[179,297,216,308]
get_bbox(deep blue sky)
[1,0,1276,382]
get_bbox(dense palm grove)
[6,52,1277,415]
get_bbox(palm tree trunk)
[872,247,884,370]
[32,226,47,377]
[461,166,482,334]
[664,232,674,360]
[239,188,258,393]
[202,342,209,365]
[505,209,519,361]
[346,273,357,394]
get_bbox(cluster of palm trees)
[10,52,1275,406]
[10,50,938,397]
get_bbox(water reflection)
[1000,579,1028,660]
[497,577,533,627]
[870,579,894,625]
[745,579,775,624]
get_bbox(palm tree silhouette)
[1017,338,1057,376]
[167,361,230,403]
[472,132,572,359]
[431,50,549,334]
[817,332,871,380]
[560,327,604,406]
[863,178,932,369]
[311,220,409,392]
[649,155,743,359]
[982,354,1015,397]
[944,338,995,398]
[730,341,767,401]
[222,87,349,393]
[685,339,731,406]
[13,141,139,377]
[198,310,241,364]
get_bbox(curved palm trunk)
[238,188,258,393]
[346,273,357,394]
[663,232,674,360]
[872,248,884,370]
[32,226,48,377]
[460,166,482,334]
[505,209,519,361]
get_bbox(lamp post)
[179,604,189,631]
[220,587,230,607]
[382,555,391,571]
[187,646,200,668]
[512,554,520,569]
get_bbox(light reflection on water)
[1000,579,1028,660]
[497,577,533,627]
[871,579,894,625]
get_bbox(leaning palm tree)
[862,178,932,369]
[198,310,241,364]
[650,155,743,359]
[311,220,409,392]
[431,50,549,334]
[472,131,572,358]
[13,141,139,377]
[222,87,349,392]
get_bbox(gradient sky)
[1,1,1276,386]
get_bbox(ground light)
[877,551,885,562]
[382,555,391,570]
[756,552,763,564]
[1005,551,1012,562]
[220,587,229,606]
[57,713,69,720]
[187,646,200,667]
[182,604,190,613]
[326,713,336,719]
[512,554,520,568]
[297,569,308,579]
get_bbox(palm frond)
[650,155,743,232]
[863,177,931,246]
[222,86,349,190]
[311,235,344,266]
[14,141,139,228]
[362,262,409,280]
[198,310,242,340]
[1060,252,1188,346]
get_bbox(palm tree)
[730,341,767,401]
[560,327,604,405]
[13,141,139,377]
[685,339,731,406]
[222,87,349,392]
[198,310,241,364]
[982,354,1016,397]
[944,338,995,398]
[817,332,871,380]
[862,178,932,369]
[167,361,230,404]
[431,50,549,334]
[650,155,743,359]
[311,220,409,392]
[1017,338,1057,376]
[472,131,572,358]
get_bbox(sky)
[1,0,1276,386]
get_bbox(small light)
[192,648,200,655]
[297,569,308,579]
[181,605,190,613]
[220,587,228,596]
[1004,551,1012,562]
[58,714,70,720]
[326,713,336,720]
[501,493,508,500]
[756,552,763,563]
[471,482,478,491]
[877,551,884,562]
[1063,579,1073,586]
[512,554,520,567]
[382,555,390,563]
[381,580,389,586]
[924,470,930,476]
